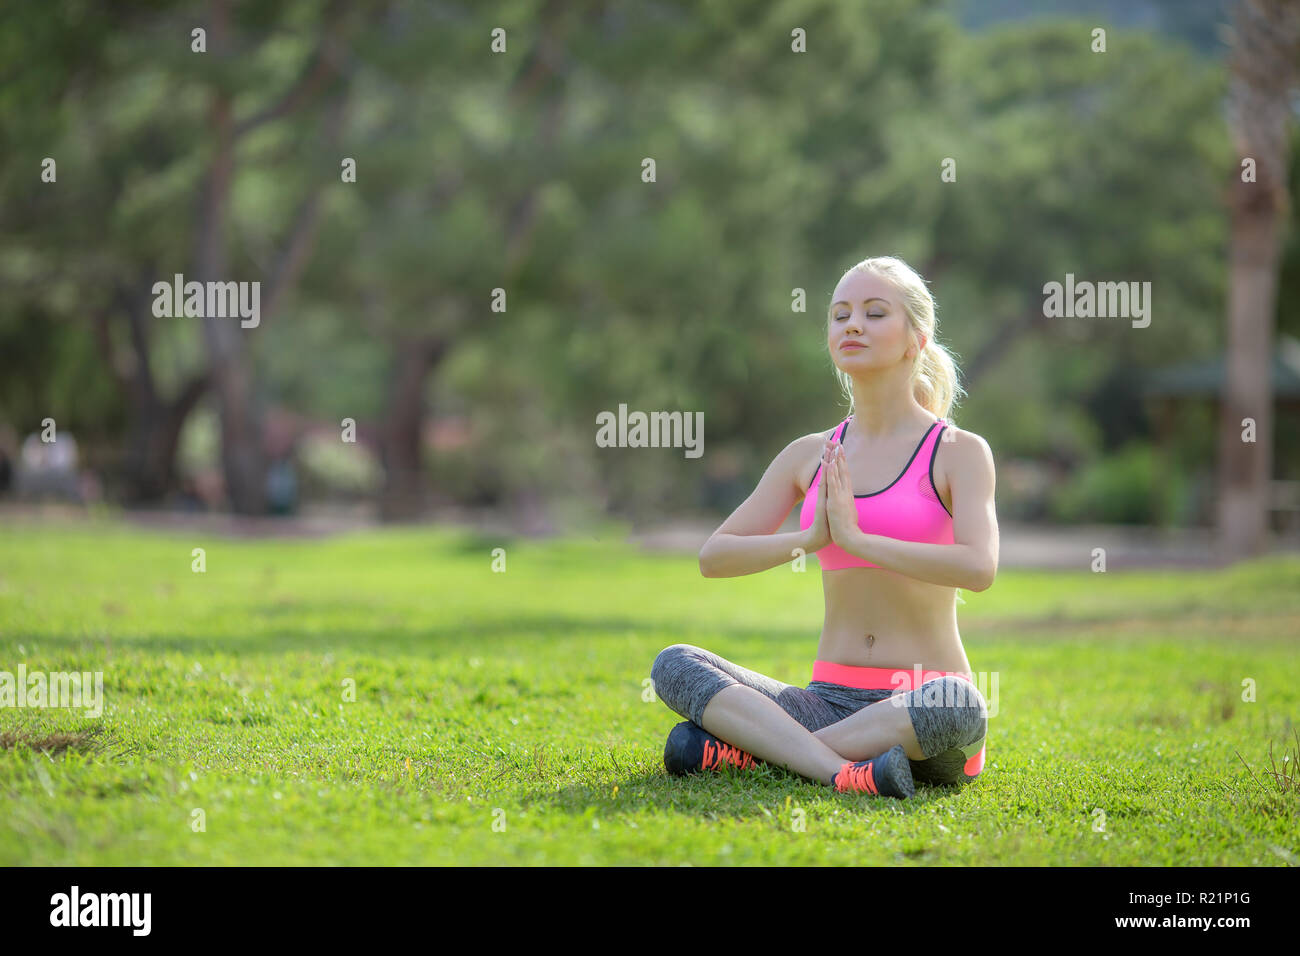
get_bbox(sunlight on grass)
[0,522,1297,864]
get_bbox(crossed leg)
[700,685,922,784]
[813,696,925,763]
[652,643,921,786]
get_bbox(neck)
[846,368,929,438]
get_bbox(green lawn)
[1,517,1297,865]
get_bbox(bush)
[298,433,383,499]
[1047,442,1187,526]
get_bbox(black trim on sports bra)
[851,420,937,498]
[805,422,845,489]
[805,418,940,498]
[929,424,954,518]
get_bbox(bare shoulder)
[943,425,993,461]
[937,425,996,488]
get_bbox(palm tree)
[1218,0,1300,558]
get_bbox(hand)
[803,439,834,552]
[824,443,860,547]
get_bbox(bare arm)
[698,434,828,578]
[830,429,999,590]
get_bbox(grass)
[0,516,1297,865]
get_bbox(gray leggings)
[650,643,987,786]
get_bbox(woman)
[651,256,997,798]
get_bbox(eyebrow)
[830,298,890,308]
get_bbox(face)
[827,270,923,372]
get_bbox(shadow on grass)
[519,760,972,823]
[12,616,815,657]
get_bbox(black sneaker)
[832,744,915,798]
[663,720,759,776]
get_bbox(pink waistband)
[811,659,973,691]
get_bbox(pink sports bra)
[798,415,954,570]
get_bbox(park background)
[1,0,1298,866]
[2,0,1298,553]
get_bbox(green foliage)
[0,1,1260,524]
[1047,441,1188,526]
[176,404,220,476]
[297,433,383,498]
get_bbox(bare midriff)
[815,568,971,678]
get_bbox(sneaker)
[832,744,915,798]
[663,720,759,776]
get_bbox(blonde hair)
[830,255,965,422]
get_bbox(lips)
[840,342,867,350]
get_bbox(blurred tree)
[0,0,1257,530]
[0,0,368,507]
[195,0,363,513]
[922,22,1227,385]
[0,0,200,500]
[295,0,954,520]
[1217,0,1300,557]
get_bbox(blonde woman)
[651,256,997,797]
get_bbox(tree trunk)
[123,375,210,503]
[1216,0,1300,559]
[1216,181,1281,557]
[379,340,448,522]
[197,0,266,515]
[92,278,211,504]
